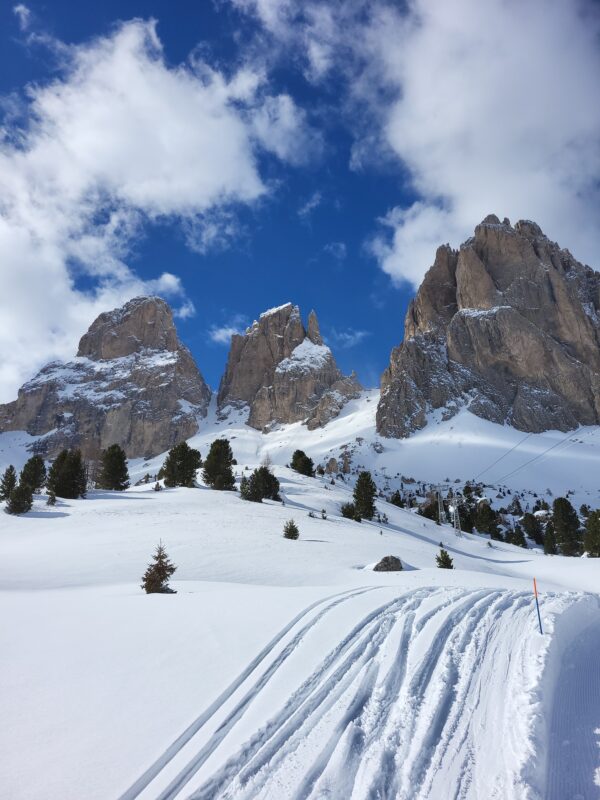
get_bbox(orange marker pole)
[533,577,543,634]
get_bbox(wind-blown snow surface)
[1,392,600,799]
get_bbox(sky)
[0,0,599,400]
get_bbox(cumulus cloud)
[0,19,315,401]
[208,314,249,344]
[235,0,600,287]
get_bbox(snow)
[258,302,294,319]
[275,339,332,374]
[1,391,600,798]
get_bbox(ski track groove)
[187,591,424,800]
[122,587,587,800]
[118,586,376,800]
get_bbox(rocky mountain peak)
[377,215,600,437]
[218,303,361,430]
[0,296,211,458]
[77,296,179,360]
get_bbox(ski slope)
[2,395,600,798]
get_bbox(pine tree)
[544,520,558,554]
[436,548,454,569]
[6,482,33,515]
[46,490,57,506]
[290,450,314,477]
[239,474,251,500]
[521,512,543,545]
[202,438,235,490]
[475,501,502,539]
[507,524,527,548]
[162,442,201,488]
[47,450,87,499]
[244,466,280,502]
[583,510,600,557]
[19,456,46,492]
[97,444,130,490]
[341,501,358,520]
[0,465,17,501]
[141,542,177,594]
[552,497,581,556]
[389,490,404,508]
[353,471,376,520]
[283,519,299,540]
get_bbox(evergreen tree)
[239,474,251,500]
[521,512,543,545]
[353,471,376,520]
[19,456,46,492]
[436,548,454,569]
[283,519,300,540]
[583,509,600,557]
[202,438,235,490]
[97,444,130,490]
[47,450,87,499]
[544,520,558,555]
[46,490,56,506]
[141,541,177,594]
[290,450,314,477]
[418,498,438,522]
[389,490,404,508]
[0,465,17,501]
[6,482,33,515]
[552,497,581,556]
[244,466,280,502]
[475,501,502,539]
[506,524,527,548]
[162,442,201,488]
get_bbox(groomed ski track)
[120,587,596,800]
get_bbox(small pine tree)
[283,519,299,540]
[0,465,17,501]
[47,450,87,499]
[162,442,201,488]
[544,520,558,554]
[141,542,177,594]
[290,450,314,477]
[6,482,33,515]
[475,501,502,540]
[353,471,377,520]
[341,501,357,519]
[97,444,130,491]
[507,524,527,548]
[202,438,235,490]
[239,474,251,500]
[436,547,454,569]
[583,510,600,557]
[46,490,57,506]
[553,497,581,556]
[20,456,46,492]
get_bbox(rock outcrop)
[377,215,600,437]
[0,297,212,458]
[217,303,361,430]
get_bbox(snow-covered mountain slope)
[1,460,599,799]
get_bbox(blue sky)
[0,0,599,399]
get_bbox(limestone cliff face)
[0,297,212,458]
[377,215,600,437]
[217,303,361,430]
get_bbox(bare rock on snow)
[373,555,403,572]
[377,216,600,437]
[0,297,212,459]
[217,303,361,430]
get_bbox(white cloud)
[327,327,370,349]
[0,19,315,402]
[235,0,600,287]
[13,4,31,31]
[208,314,249,344]
[323,241,347,261]
[298,190,322,221]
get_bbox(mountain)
[217,302,361,430]
[0,297,211,458]
[377,215,600,438]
